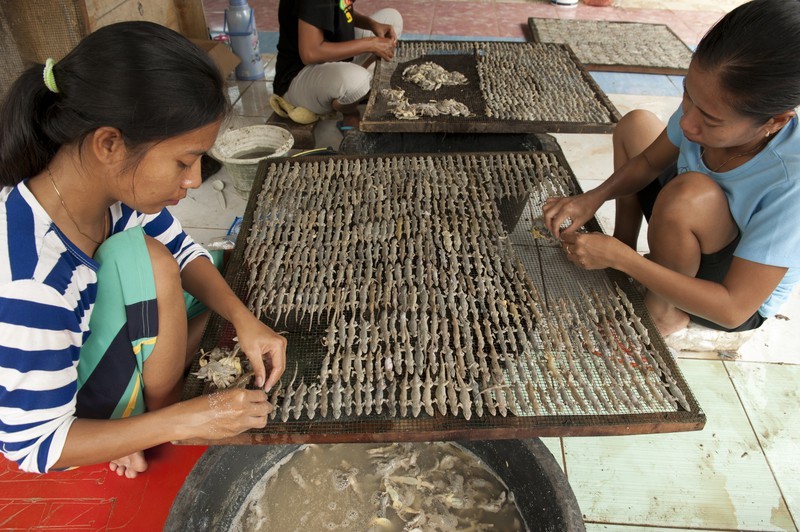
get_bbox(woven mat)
[528,18,692,75]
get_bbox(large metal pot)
[165,439,584,532]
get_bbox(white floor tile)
[221,115,268,132]
[563,359,794,530]
[550,133,613,189]
[225,80,247,108]
[168,166,248,232]
[586,525,720,532]
[673,350,725,361]
[608,94,682,124]
[317,118,346,150]
[234,80,274,117]
[727,361,800,527]
[179,226,234,248]
[737,285,800,365]
[262,53,276,82]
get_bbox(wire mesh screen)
[361,41,622,134]
[529,18,692,75]
[181,151,704,445]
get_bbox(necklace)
[48,168,108,246]
[701,138,769,173]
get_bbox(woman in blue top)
[544,0,800,337]
[0,22,286,477]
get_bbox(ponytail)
[0,21,230,187]
[0,66,60,185]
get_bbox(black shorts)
[635,165,765,332]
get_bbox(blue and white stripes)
[0,182,208,473]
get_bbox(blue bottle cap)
[228,0,248,5]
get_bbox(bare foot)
[656,315,691,337]
[645,291,690,336]
[109,451,148,479]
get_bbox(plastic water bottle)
[224,0,265,80]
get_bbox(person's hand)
[178,389,272,440]
[370,21,397,44]
[561,232,634,271]
[233,315,287,392]
[542,192,603,239]
[369,36,396,61]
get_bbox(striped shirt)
[0,182,210,473]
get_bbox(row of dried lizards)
[192,153,691,422]
[381,42,614,123]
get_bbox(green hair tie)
[43,58,60,94]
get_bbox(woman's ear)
[767,110,797,135]
[88,127,127,166]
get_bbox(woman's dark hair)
[694,0,800,122]
[0,21,230,186]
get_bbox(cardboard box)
[191,39,240,79]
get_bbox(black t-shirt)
[274,0,356,96]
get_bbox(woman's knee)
[371,8,403,36]
[331,65,371,105]
[651,172,730,228]
[144,237,181,289]
[613,109,662,148]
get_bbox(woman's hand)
[177,388,272,440]
[232,315,287,392]
[560,232,636,271]
[368,36,396,61]
[542,192,604,239]
[370,20,398,43]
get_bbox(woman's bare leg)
[186,310,210,369]
[612,110,665,248]
[110,237,188,478]
[645,173,739,335]
[141,237,189,410]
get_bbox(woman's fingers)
[186,389,272,438]
[260,331,287,392]
[235,319,288,391]
[249,356,267,389]
[245,389,271,428]
[542,197,571,238]
[263,355,284,393]
[543,193,603,239]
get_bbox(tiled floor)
[202,0,741,45]
[4,1,798,530]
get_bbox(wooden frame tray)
[179,147,705,445]
[528,18,692,75]
[360,40,621,134]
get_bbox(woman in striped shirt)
[0,22,286,477]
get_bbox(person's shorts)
[636,164,765,332]
[75,227,219,420]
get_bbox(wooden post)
[174,0,210,40]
